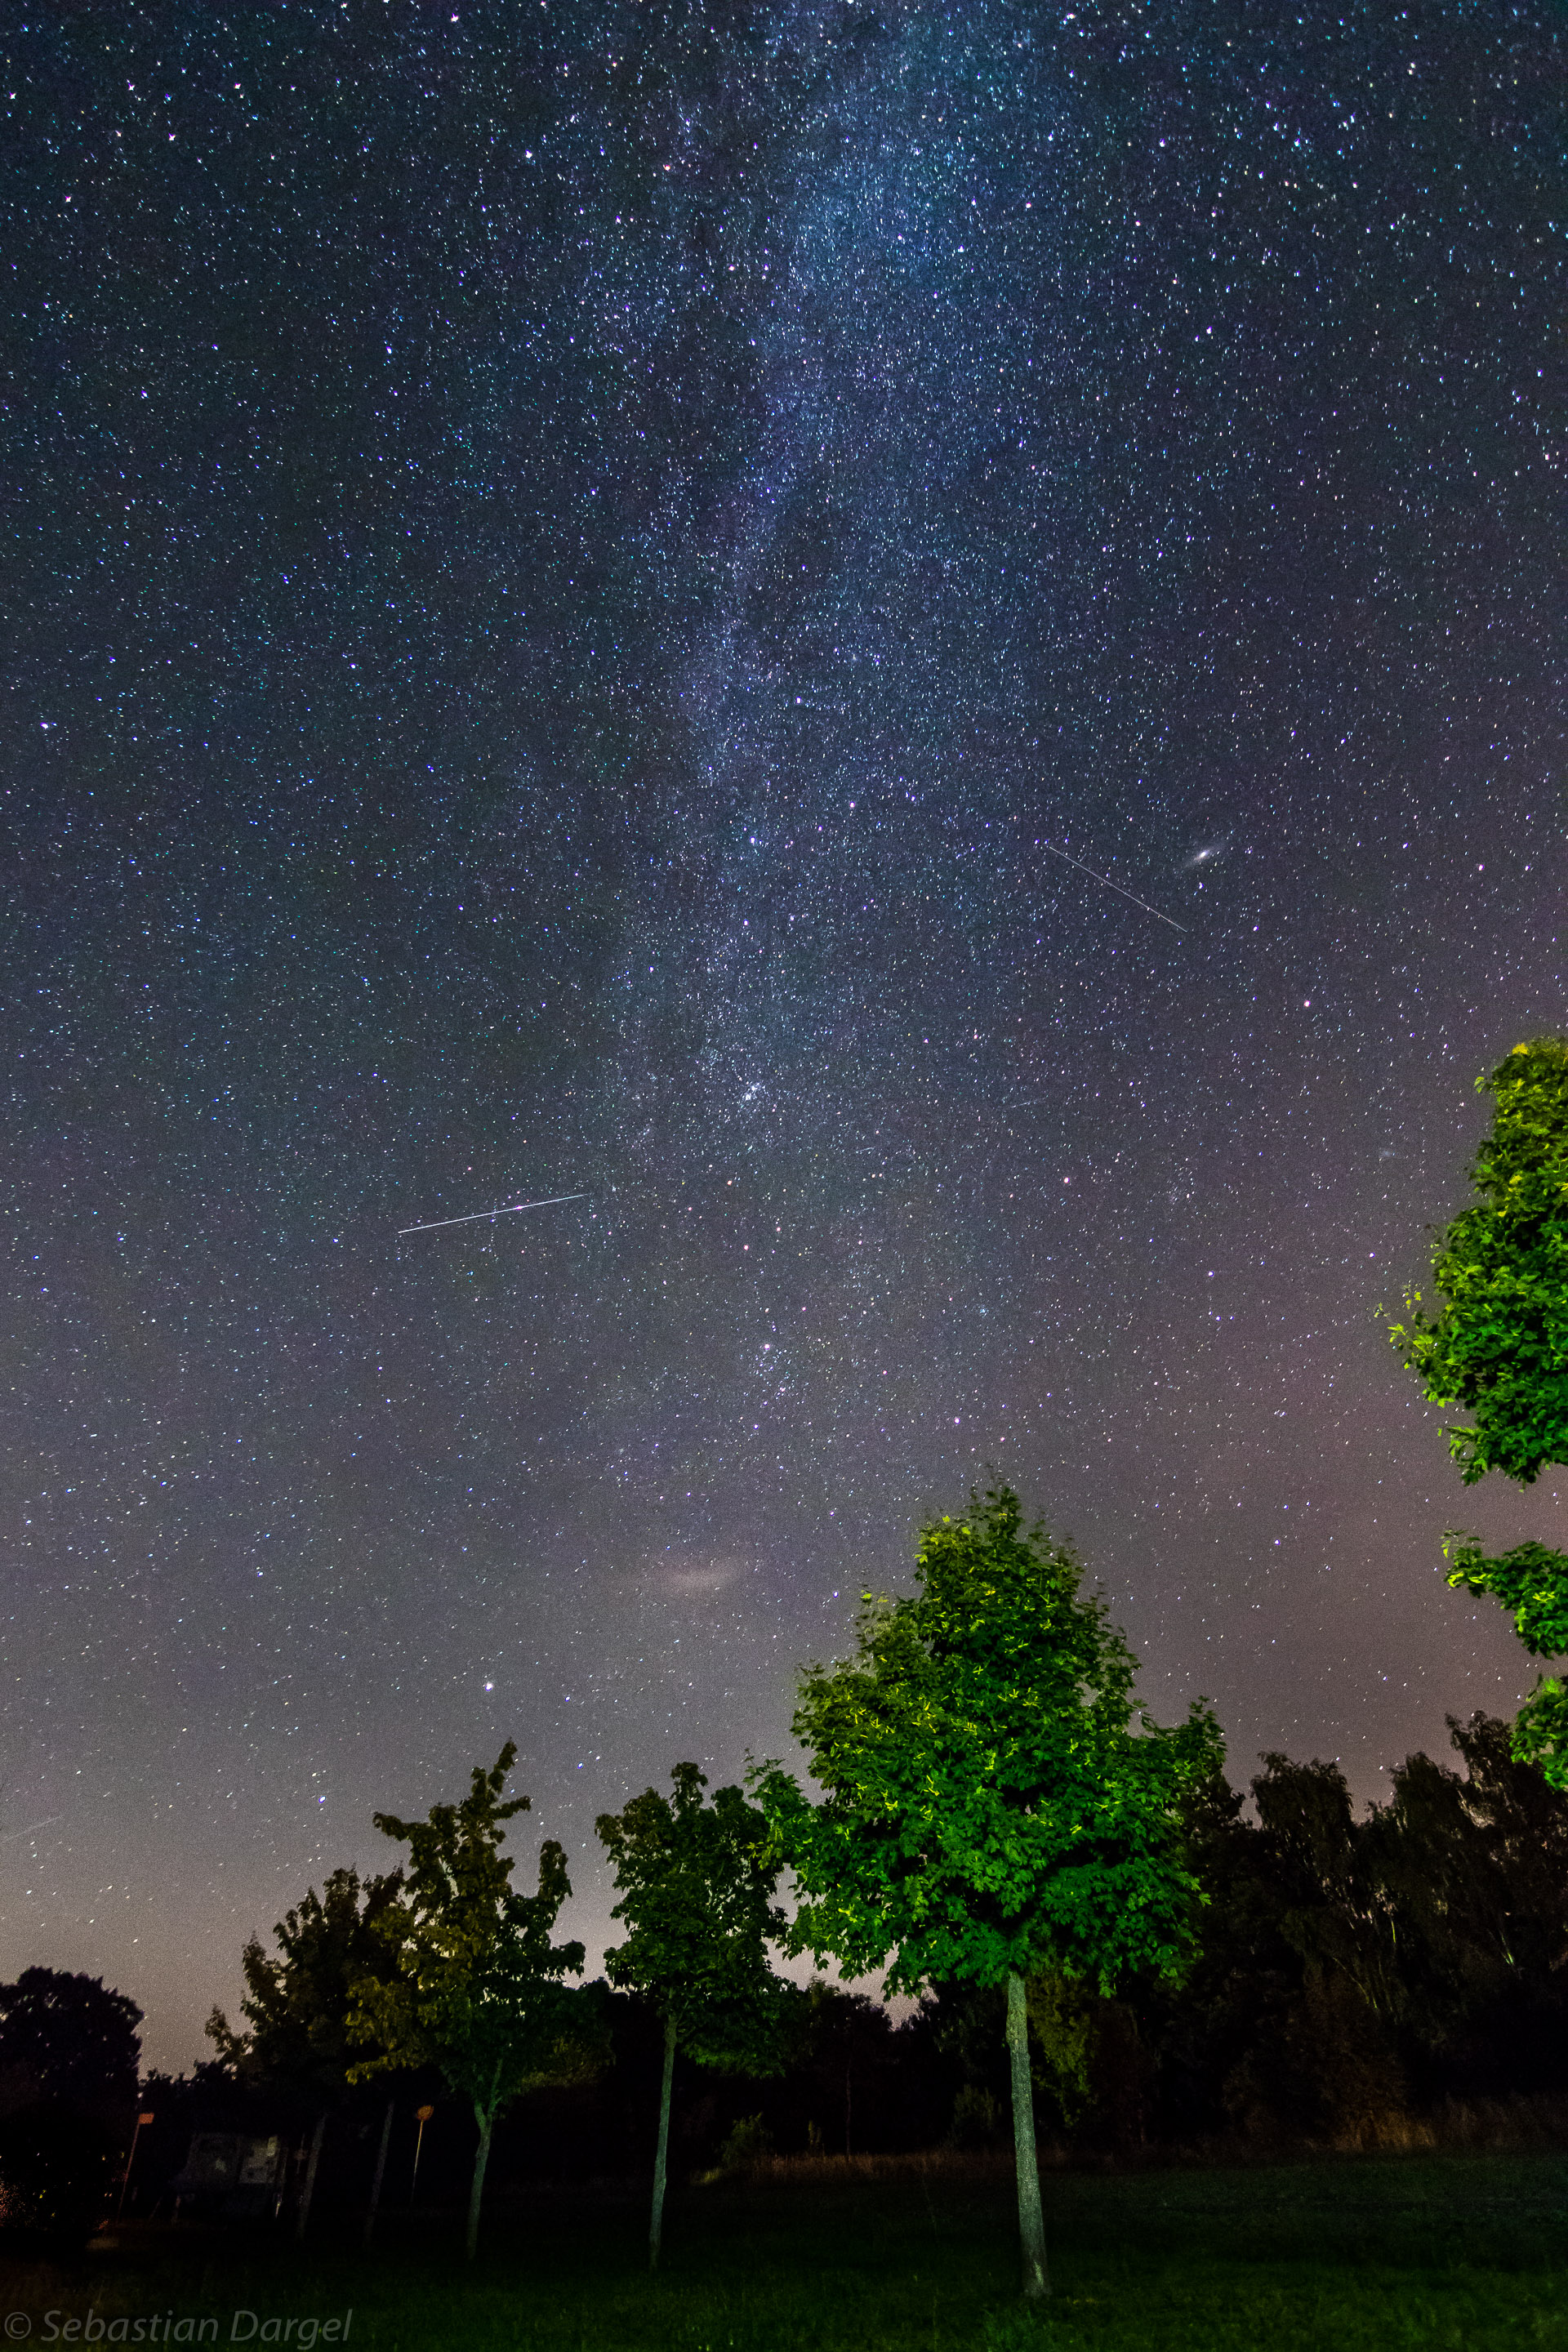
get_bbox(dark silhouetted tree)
[1131,1714,1568,2146]
[0,1969,141,2125]
[0,1970,141,2247]
[207,1865,406,2238]
[800,1984,894,2157]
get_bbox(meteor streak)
[1039,840,1187,933]
[398,1191,587,1237]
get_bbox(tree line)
[187,1487,1215,2293]
[5,1037,1568,2297]
[185,1495,1568,2301]
[9,1682,1568,2272]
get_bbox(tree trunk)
[363,2097,394,2247]
[466,2107,493,2263]
[295,2110,327,2243]
[1006,1972,1049,2301]
[648,2014,677,2272]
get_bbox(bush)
[0,2105,119,2247]
[947,2085,1005,2149]
[715,2114,773,2174]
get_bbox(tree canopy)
[1389,1037,1568,1486]
[206,1864,408,2237]
[598,1764,795,2069]
[1388,1038,1568,1780]
[597,1762,799,2266]
[0,1968,141,2125]
[755,1489,1222,1997]
[208,1865,406,2104]
[754,1486,1221,2297]
[349,1742,594,2258]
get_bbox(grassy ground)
[3,2149,1567,2351]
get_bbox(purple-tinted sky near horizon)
[2,0,1563,2069]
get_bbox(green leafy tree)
[596,1763,799,2269]
[207,1867,405,2238]
[1388,1038,1568,1779]
[348,1744,594,2259]
[753,1487,1221,2301]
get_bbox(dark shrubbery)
[359,1714,1568,2181]
[0,1967,142,2125]
[0,2102,120,2247]
[0,1967,142,2246]
[13,1707,1567,2243]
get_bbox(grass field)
[4,2149,1568,2351]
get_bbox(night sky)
[5,1,1563,2071]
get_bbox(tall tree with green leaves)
[1388,1038,1568,1780]
[596,1763,799,2269]
[348,1744,595,2259]
[753,1488,1221,2301]
[207,1867,405,2238]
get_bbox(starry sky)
[4,0,1564,2071]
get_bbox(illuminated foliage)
[350,1744,593,2259]
[1389,1040,1568,1784]
[755,1487,1221,2298]
[597,1764,797,2268]
[1389,1039,1568,1486]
